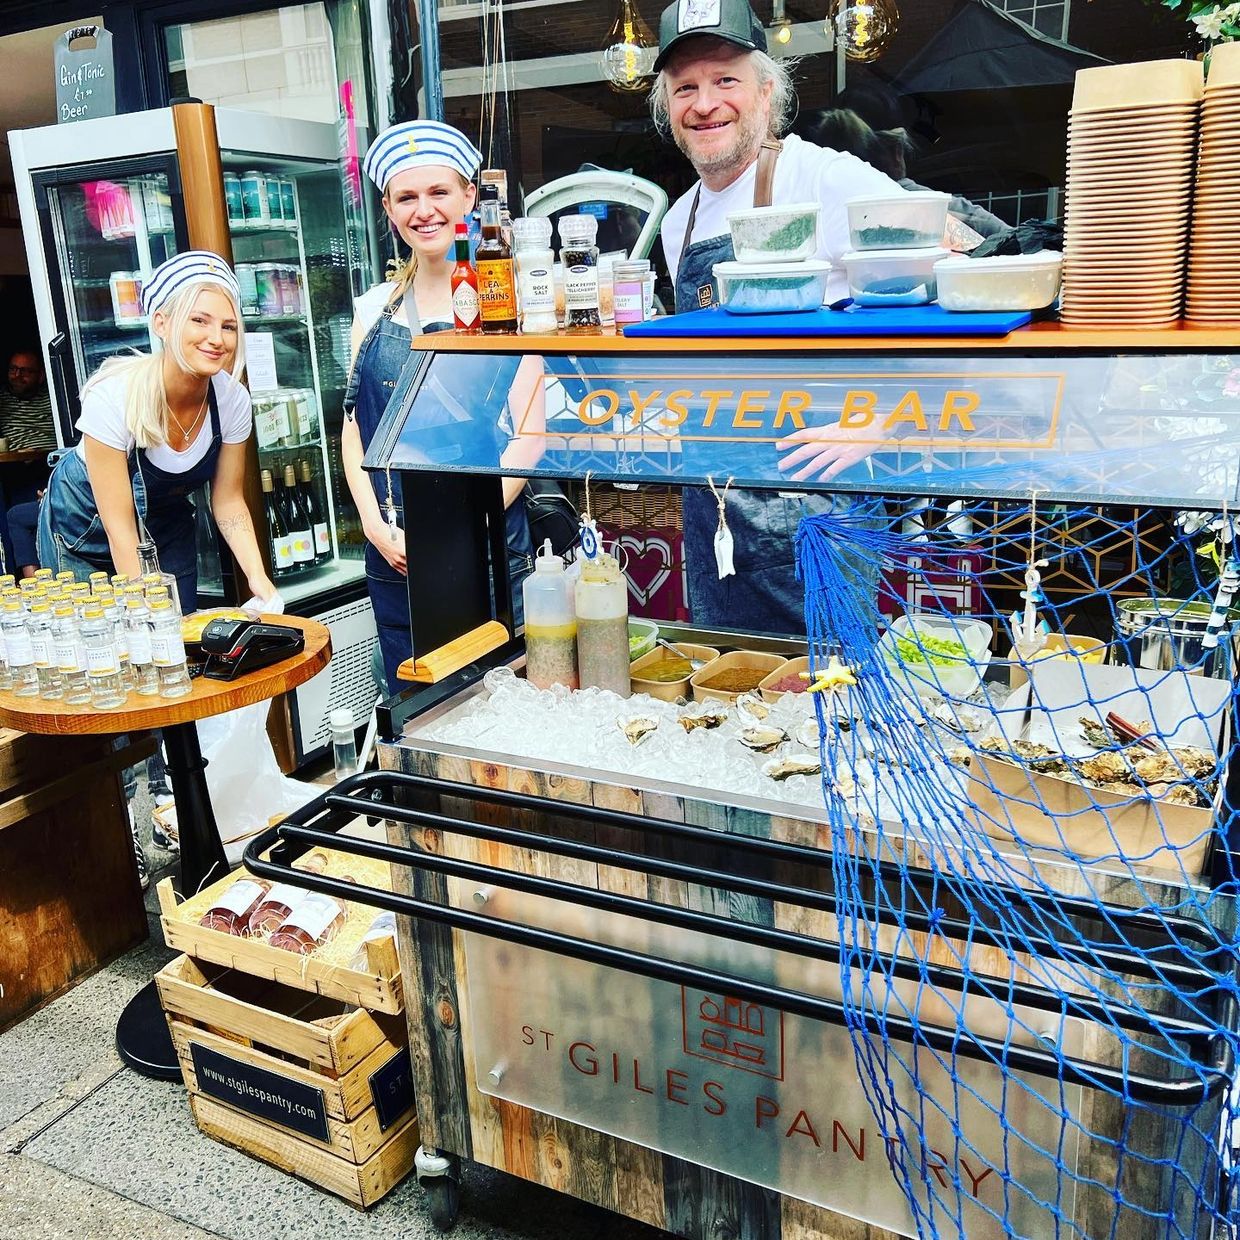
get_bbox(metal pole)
[418,0,444,120]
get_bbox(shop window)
[164,3,338,124]
[997,0,1070,40]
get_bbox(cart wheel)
[422,1176,460,1231]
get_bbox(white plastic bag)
[196,701,317,864]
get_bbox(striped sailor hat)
[362,121,483,194]
[141,251,240,317]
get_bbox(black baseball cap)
[654,0,768,73]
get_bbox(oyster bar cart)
[246,324,1240,1239]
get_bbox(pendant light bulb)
[771,0,793,44]
[827,0,900,62]
[600,0,657,93]
[774,19,793,43]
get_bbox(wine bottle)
[298,459,331,564]
[261,468,294,577]
[282,465,314,569]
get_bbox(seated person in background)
[6,497,41,577]
[805,109,1009,241]
[0,350,57,450]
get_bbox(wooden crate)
[0,729,153,1028]
[157,954,418,1208]
[156,846,403,1014]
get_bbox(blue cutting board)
[622,304,1031,338]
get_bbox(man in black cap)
[650,0,903,633]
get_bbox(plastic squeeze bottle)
[523,538,578,690]
[574,549,630,695]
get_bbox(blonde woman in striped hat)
[38,250,277,613]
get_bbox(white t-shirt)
[76,369,253,473]
[353,282,414,334]
[660,133,904,303]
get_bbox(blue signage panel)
[367,349,1240,507]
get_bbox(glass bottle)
[262,469,294,578]
[513,217,557,335]
[574,549,630,694]
[138,540,181,614]
[97,588,130,688]
[34,568,53,585]
[148,599,192,698]
[0,573,16,592]
[282,465,315,569]
[27,602,64,700]
[54,570,76,588]
[0,612,10,690]
[612,259,652,325]
[199,878,270,935]
[88,571,109,595]
[523,538,578,689]
[268,891,348,955]
[246,851,330,936]
[476,184,518,335]
[450,222,480,334]
[126,596,160,695]
[558,214,602,334]
[1,601,39,697]
[52,603,91,705]
[81,605,125,708]
[298,460,331,565]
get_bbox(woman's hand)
[246,572,280,607]
[775,420,883,484]
[366,521,408,574]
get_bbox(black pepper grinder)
[557,214,602,334]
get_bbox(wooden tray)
[158,955,418,1207]
[157,851,403,1015]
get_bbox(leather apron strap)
[753,138,783,208]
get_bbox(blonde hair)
[82,280,245,450]
[383,171,474,307]
[650,47,799,140]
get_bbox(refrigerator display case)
[10,106,380,762]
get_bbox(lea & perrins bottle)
[475,185,517,334]
[450,223,480,334]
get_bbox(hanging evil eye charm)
[580,516,600,561]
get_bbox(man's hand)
[776,420,881,484]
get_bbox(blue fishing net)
[795,496,1239,1240]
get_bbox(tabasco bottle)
[475,185,518,334]
[450,223,480,334]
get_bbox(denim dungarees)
[344,292,534,693]
[37,381,223,612]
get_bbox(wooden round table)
[0,613,331,1078]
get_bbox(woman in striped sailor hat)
[38,250,277,614]
[343,120,544,693]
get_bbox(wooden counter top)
[413,321,1239,354]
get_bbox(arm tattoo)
[216,512,252,537]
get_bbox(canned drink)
[280,179,296,226]
[255,263,282,317]
[279,266,299,316]
[235,263,259,316]
[266,174,285,223]
[240,171,270,224]
[223,173,244,225]
[292,390,315,442]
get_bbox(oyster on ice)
[739,724,788,753]
[794,718,822,749]
[735,693,771,726]
[678,702,728,733]
[618,715,658,746]
[763,751,823,781]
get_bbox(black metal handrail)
[244,772,1237,1108]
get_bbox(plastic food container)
[879,614,993,700]
[846,192,950,251]
[628,618,659,662]
[691,650,786,703]
[840,247,950,307]
[714,260,831,315]
[630,643,720,701]
[758,656,811,704]
[935,251,1063,312]
[726,202,821,263]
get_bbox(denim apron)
[37,383,223,612]
[674,180,876,635]
[344,292,534,693]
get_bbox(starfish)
[801,656,858,695]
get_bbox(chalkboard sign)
[54,26,116,124]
